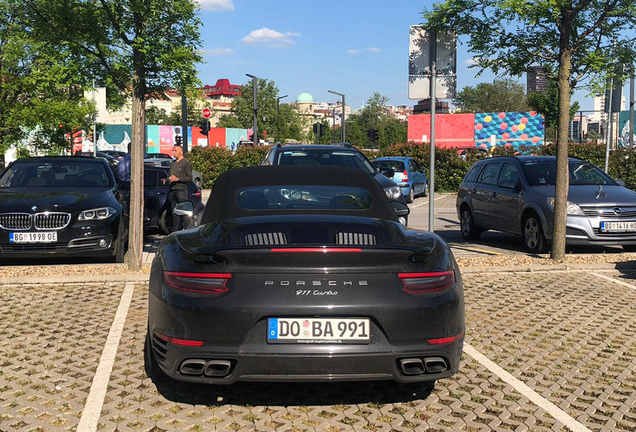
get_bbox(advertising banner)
[407,113,474,148]
[474,112,544,148]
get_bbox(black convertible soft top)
[201,165,397,223]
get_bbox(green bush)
[188,142,636,193]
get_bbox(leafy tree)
[30,0,202,270]
[424,0,636,260]
[145,106,170,125]
[0,0,96,156]
[527,81,580,130]
[217,115,243,129]
[454,78,529,113]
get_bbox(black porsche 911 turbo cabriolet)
[146,165,464,386]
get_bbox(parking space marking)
[592,272,636,290]
[449,244,504,255]
[77,282,135,432]
[464,343,593,432]
[411,195,448,209]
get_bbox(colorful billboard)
[408,111,545,149]
[474,112,544,148]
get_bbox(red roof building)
[202,79,242,99]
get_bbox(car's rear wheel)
[407,187,414,203]
[144,330,165,378]
[460,207,481,240]
[523,213,549,253]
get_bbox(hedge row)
[188,143,636,192]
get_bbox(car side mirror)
[174,201,194,217]
[617,179,626,187]
[392,201,410,222]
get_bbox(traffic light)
[200,119,210,135]
[313,123,319,135]
[175,135,183,146]
[367,128,378,142]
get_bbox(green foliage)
[0,1,97,154]
[527,81,580,130]
[187,142,636,193]
[343,93,408,148]
[145,106,170,125]
[454,78,529,113]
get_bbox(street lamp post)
[277,95,288,119]
[246,74,258,145]
[328,90,345,142]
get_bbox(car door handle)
[491,192,498,198]
[156,192,163,195]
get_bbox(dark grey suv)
[456,156,636,253]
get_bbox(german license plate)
[267,318,370,344]
[9,232,57,243]
[600,222,636,233]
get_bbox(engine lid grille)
[336,232,377,245]
[244,232,287,246]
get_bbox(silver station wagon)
[456,155,636,253]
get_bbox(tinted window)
[0,161,111,188]
[498,163,520,186]
[277,150,375,174]
[374,160,405,171]
[522,160,616,186]
[235,185,373,210]
[464,165,482,183]
[144,170,159,187]
[477,163,502,185]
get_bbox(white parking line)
[411,195,448,209]
[592,272,636,290]
[77,282,135,432]
[464,343,592,432]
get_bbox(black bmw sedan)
[0,157,128,262]
[146,165,464,385]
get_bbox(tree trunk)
[551,41,572,261]
[127,48,145,271]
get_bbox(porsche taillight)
[163,271,231,294]
[398,271,455,294]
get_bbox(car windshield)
[235,185,373,211]
[374,160,405,171]
[276,150,376,174]
[0,161,112,188]
[522,160,617,186]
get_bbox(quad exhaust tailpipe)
[398,357,449,375]
[179,359,233,377]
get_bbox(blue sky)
[197,0,594,111]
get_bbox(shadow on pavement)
[148,374,435,406]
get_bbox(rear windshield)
[235,185,373,211]
[276,150,376,174]
[0,161,112,188]
[522,160,617,186]
[374,160,405,171]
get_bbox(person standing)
[163,143,192,232]
[116,143,132,181]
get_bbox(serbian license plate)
[267,318,370,344]
[9,232,58,243]
[600,222,636,233]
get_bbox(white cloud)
[365,47,381,53]
[208,47,234,56]
[197,0,234,11]
[346,49,360,54]
[465,57,479,66]
[241,28,300,48]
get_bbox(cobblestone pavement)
[1,270,636,432]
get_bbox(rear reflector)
[427,332,464,345]
[163,271,231,294]
[192,190,202,198]
[271,248,362,253]
[398,271,455,293]
[154,331,204,347]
